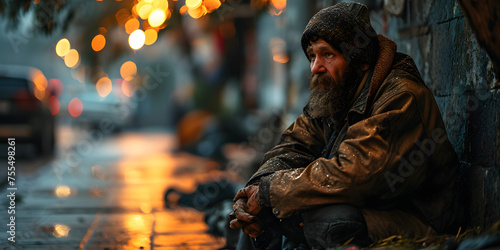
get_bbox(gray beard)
[304,65,363,119]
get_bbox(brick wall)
[371,0,500,228]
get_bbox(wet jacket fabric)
[249,35,462,239]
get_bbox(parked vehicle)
[69,83,131,132]
[0,65,55,155]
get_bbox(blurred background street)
[1,124,227,249]
[0,0,305,248]
[1,0,500,249]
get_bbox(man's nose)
[310,57,326,74]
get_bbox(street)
[0,122,227,249]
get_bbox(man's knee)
[302,204,370,248]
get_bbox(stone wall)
[370,0,500,228]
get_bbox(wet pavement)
[0,125,227,249]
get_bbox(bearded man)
[230,2,463,249]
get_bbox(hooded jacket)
[249,35,462,239]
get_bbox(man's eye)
[325,52,334,58]
[309,54,316,60]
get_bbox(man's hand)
[234,185,261,215]
[229,212,264,238]
[229,185,264,237]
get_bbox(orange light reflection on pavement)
[53,224,71,238]
[98,132,226,248]
[55,185,73,199]
[122,214,153,249]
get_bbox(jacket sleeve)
[247,114,327,186]
[266,88,440,219]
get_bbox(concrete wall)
[370,0,500,228]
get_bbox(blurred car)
[70,82,131,133]
[0,65,55,155]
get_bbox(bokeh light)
[135,0,146,15]
[148,10,166,27]
[55,38,70,57]
[64,49,80,68]
[188,5,207,19]
[98,27,107,35]
[53,224,71,238]
[116,8,131,26]
[49,96,60,115]
[204,0,221,12]
[32,71,48,91]
[55,185,72,199]
[129,29,146,50]
[68,98,83,117]
[33,87,45,101]
[273,54,289,63]
[121,80,134,97]
[125,18,140,34]
[96,77,113,97]
[120,61,137,81]
[180,5,188,15]
[152,0,168,11]
[271,0,287,9]
[144,28,158,45]
[186,0,202,9]
[91,34,106,52]
[138,3,153,19]
[48,79,64,96]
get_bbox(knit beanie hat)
[301,2,379,67]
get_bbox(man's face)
[304,38,364,119]
[307,38,349,88]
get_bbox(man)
[230,2,463,249]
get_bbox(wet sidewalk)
[1,129,227,249]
